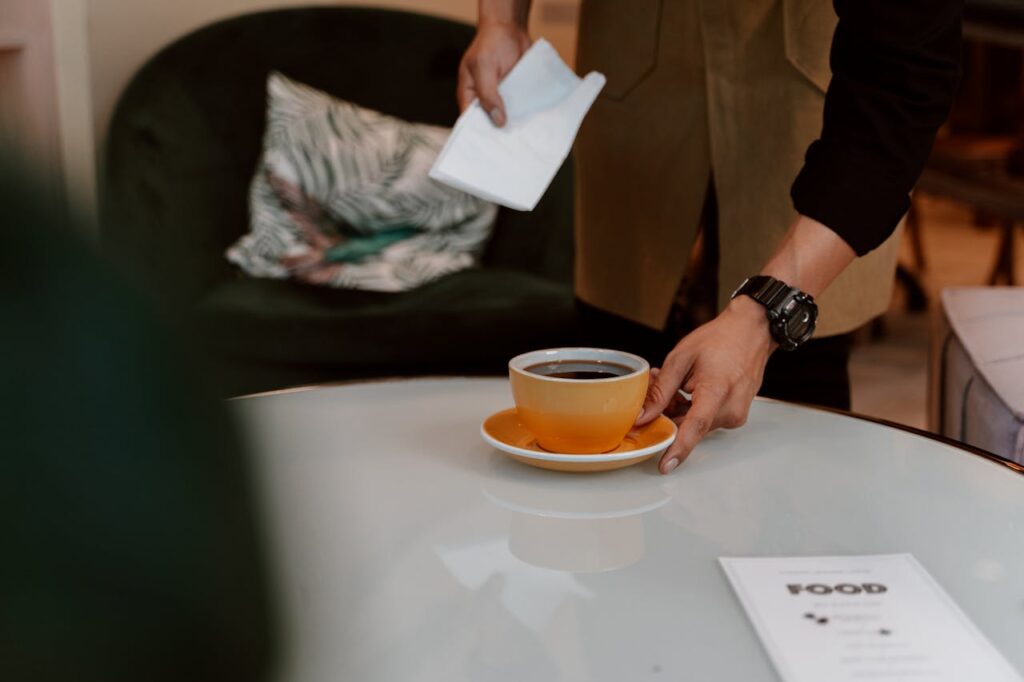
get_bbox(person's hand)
[457,21,531,126]
[637,296,776,474]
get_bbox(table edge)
[759,396,1024,476]
[233,376,1024,477]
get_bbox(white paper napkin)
[429,39,606,211]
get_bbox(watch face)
[776,294,817,348]
[785,306,814,340]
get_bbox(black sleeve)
[790,0,963,256]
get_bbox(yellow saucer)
[481,408,677,473]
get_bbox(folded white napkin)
[429,39,606,211]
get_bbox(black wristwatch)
[731,275,817,351]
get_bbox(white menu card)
[720,554,1021,682]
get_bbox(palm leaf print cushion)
[226,72,498,291]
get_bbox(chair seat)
[194,268,577,372]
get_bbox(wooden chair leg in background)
[987,219,1018,285]
[895,196,930,314]
[896,265,930,312]
[906,196,928,272]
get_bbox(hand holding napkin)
[429,39,606,211]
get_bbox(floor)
[848,196,1023,430]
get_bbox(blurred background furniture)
[102,7,577,397]
[900,0,1024,305]
[914,138,1024,286]
[930,287,1024,464]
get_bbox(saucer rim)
[480,408,678,462]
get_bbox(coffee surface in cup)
[525,359,634,380]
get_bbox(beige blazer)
[573,0,902,337]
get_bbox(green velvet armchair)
[102,7,576,396]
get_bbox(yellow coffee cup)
[509,348,650,454]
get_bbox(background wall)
[86,0,581,153]
[0,0,61,169]
[0,0,95,216]
[53,0,96,217]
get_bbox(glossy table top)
[234,378,1024,682]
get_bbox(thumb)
[457,61,475,112]
[469,59,507,127]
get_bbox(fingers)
[457,58,506,125]
[637,350,694,426]
[665,392,693,420]
[457,61,475,112]
[659,384,726,474]
[642,369,692,421]
[716,397,750,430]
[469,57,506,126]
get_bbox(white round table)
[234,378,1024,682]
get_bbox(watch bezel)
[769,292,817,351]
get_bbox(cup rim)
[508,347,650,384]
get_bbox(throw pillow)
[226,72,497,291]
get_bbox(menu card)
[720,554,1021,682]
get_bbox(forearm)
[479,0,531,28]
[646,219,854,466]
[759,214,855,298]
[724,214,855,340]
[792,0,961,256]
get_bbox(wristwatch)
[731,275,818,351]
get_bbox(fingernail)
[637,407,646,421]
[663,458,680,474]
[489,108,505,126]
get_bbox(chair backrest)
[102,7,573,304]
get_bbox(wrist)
[759,215,857,298]
[479,17,529,31]
[725,295,776,352]
[479,0,530,30]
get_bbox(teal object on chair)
[101,7,576,397]
[323,227,419,264]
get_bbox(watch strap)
[731,275,818,351]
[733,275,791,310]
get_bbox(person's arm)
[457,1,533,126]
[638,215,854,474]
[639,0,963,474]
[792,0,963,254]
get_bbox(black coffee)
[525,359,634,380]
